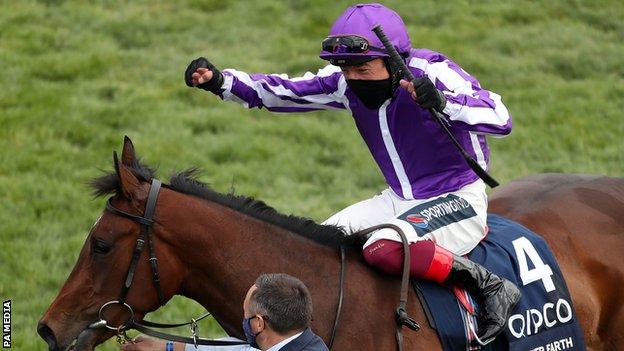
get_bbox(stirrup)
[466,315,497,346]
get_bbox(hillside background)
[1,0,622,349]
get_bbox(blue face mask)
[243,316,261,349]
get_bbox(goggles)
[321,35,387,55]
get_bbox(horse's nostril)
[37,322,58,351]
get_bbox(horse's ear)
[112,141,147,202]
[113,151,121,177]
[118,164,147,201]
[121,136,137,167]
[114,150,146,201]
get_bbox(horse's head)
[38,137,185,351]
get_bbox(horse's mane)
[90,160,360,249]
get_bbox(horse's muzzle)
[37,322,60,351]
[37,321,99,351]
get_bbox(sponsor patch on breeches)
[397,194,477,237]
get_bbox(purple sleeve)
[215,65,347,113]
[409,49,512,136]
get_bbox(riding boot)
[443,254,521,344]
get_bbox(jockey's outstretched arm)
[185,57,348,113]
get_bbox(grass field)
[1,0,622,349]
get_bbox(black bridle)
[105,179,165,307]
[90,179,245,347]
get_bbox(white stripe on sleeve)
[469,132,487,170]
[426,61,511,129]
[222,65,346,110]
[222,74,250,108]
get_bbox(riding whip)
[372,25,499,188]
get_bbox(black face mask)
[346,78,392,110]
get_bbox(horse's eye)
[92,239,112,255]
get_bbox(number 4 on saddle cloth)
[410,214,586,351]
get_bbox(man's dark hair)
[249,273,313,334]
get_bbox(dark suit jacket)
[279,328,329,351]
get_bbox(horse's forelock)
[89,172,120,197]
[89,158,156,198]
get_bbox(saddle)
[347,214,586,351]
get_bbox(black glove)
[412,77,446,112]
[184,57,224,93]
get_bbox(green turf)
[0,0,622,349]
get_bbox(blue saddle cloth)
[414,214,585,351]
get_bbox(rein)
[331,225,420,351]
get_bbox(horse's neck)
[162,190,339,337]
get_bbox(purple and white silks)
[214,48,512,200]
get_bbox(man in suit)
[121,273,328,351]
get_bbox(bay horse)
[38,138,624,350]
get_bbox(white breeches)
[322,180,488,256]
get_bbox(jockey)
[185,3,520,344]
